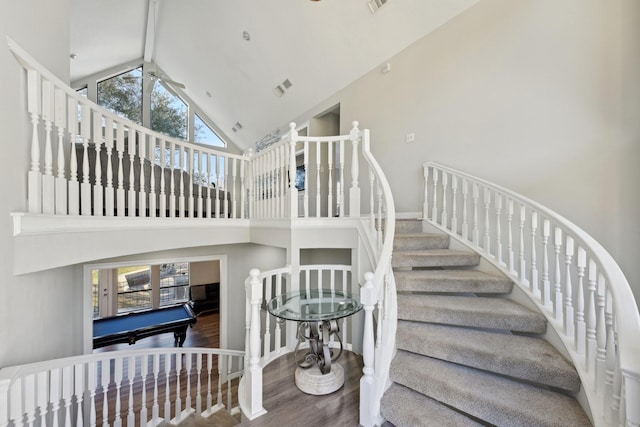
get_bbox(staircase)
[380,219,592,427]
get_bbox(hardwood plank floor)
[93,311,363,426]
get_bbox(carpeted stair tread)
[392,249,480,268]
[394,219,423,233]
[381,383,484,427]
[394,233,450,250]
[397,294,546,333]
[394,269,513,294]
[397,320,579,392]
[391,350,591,427]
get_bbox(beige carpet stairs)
[381,219,592,427]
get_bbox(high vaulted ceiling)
[70,0,479,150]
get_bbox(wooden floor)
[94,311,363,426]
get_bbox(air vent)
[274,78,293,97]
[367,0,388,13]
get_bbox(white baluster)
[612,346,621,426]
[595,274,607,392]
[54,87,67,215]
[495,193,503,265]
[553,227,563,322]
[431,168,439,223]
[541,220,552,310]
[148,137,156,218]
[441,172,448,230]
[92,112,103,217]
[169,142,177,217]
[175,353,183,422]
[316,141,321,217]
[338,139,345,217]
[164,354,171,422]
[376,181,383,252]
[87,362,97,427]
[575,247,586,356]
[196,354,203,414]
[518,204,527,284]
[303,141,309,217]
[152,353,160,423]
[75,363,85,427]
[24,374,36,427]
[178,145,185,217]
[461,179,469,240]
[67,97,80,215]
[101,360,110,427]
[564,236,575,338]
[451,176,458,235]
[241,155,247,219]
[507,199,515,274]
[369,168,375,234]
[140,355,149,427]
[472,182,479,245]
[104,118,114,216]
[159,140,167,217]
[530,211,539,298]
[216,155,223,218]
[274,273,282,352]
[585,260,597,373]
[138,135,147,217]
[187,148,195,217]
[49,368,61,427]
[114,357,123,427]
[359,272,377,427]
[127,129,136,217]
[206,353,213,412]
[263,276,272,360]
[185,355,193,416]
[42,80,55,214]
[81,104,92,216]
[483,187,491,255]
[126,357,135,427]
[27,69,42,214]
[422,165,429,220]
[205,154,212,218]
[116,124,125,216]
[62,366,73,427]
[349,122,361,217]
[604,288,615,424]
[327,141,334,217]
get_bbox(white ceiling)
[70,0,479,150]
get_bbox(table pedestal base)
[294,363,344,395]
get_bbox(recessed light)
[70,53,78,59]
[206,91,212,98]
[282,79,292,89]
[242,31,251,41]
[273,86,285,97]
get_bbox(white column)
[243,268,266,419]
[359,272,378,427]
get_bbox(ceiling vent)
[273,79,293,97]
[367,0,388,13]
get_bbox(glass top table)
[267,289,362,322]
[266,289,362,394]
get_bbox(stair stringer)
[419,217,594,424]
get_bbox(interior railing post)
[243,268,266,420]
[288,123,298,218]
[349,122,361,217]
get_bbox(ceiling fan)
[143,65,186,90]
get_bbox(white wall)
[293,0,640,305]
[0,0,78,368]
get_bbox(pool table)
[93,303,197,349]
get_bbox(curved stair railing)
[0,347,245,426]
[423,162,640,427]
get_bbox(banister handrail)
[423,161,640,426]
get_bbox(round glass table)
[267,289,362,394]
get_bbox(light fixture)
[205,91,212,98]
[70,53,78,59]
[367,0,388,13]
[242,31,251,41]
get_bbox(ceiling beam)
[143,0,158,63]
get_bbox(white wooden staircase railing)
[423,162,640,427]
[0,347,245,427]
[242,128,396,426]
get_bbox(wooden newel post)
[288,123,298,218]
[349,121,361,217]
[360,272,378,427]
[244,268,266,419]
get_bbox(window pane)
[117,266,152,313]
[97,68,142,124]
[77,87,88,98]
[151,82,187,140]
[159,262,190,306]
[195,114,225,147]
